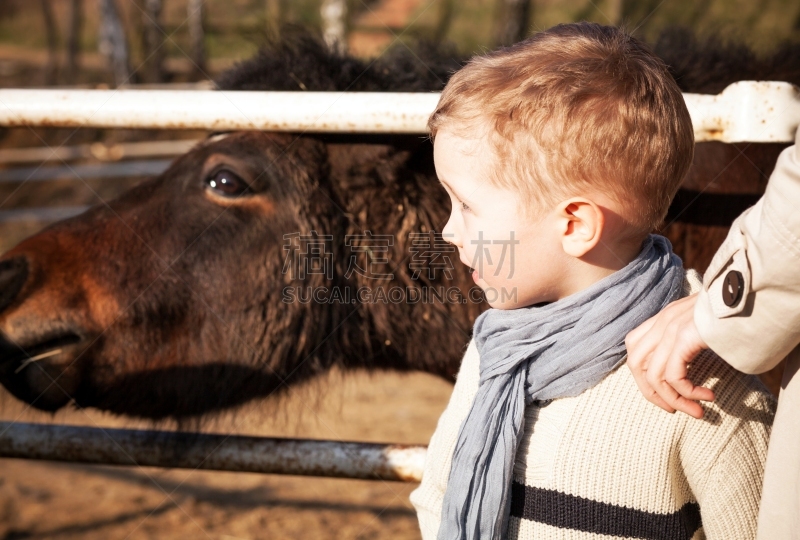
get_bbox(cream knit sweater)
[410,270,776,540]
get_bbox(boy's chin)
[480,285,521,310]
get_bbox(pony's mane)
[216,27,800,96]
[653,28,800,93]
[215,29,463,93]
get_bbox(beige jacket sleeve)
[694,128,800,374]
[409,339,480,540]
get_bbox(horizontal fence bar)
[0,159,172,183]
[0,81,797,142]
[0,206,89,224]
[0,422,427,482]
[0,139,199,165]
[0,90,441,135]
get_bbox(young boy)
[410,23,775,540]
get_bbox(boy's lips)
[460,257,479,283]
[459,255,480,283]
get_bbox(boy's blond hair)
[430,23,694,240]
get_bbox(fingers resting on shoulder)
[625,293,714,419]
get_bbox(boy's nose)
[441,216,462,248]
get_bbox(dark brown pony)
[0,31,797,418]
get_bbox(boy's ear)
[558,198,604,257]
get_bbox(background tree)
[188,0,206,79]
[98,0,131,86]
[39,0,58,85]
[266,0,282,38]
[321,0,347,53]
[65,0,83,84]
[433,0,455,44]
[607,0,623,25]
[495,0,532,46]
[139,0,165,83]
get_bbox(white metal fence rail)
[1,81,798,142]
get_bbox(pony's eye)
[205,169,250,197]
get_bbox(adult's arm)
[626,129,800,417]
[694,129,800,374]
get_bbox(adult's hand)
[625,293,715,419]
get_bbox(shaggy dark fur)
[216,30,463,93]
[653,28,800,93]
[0,29,795,418]
[218,27,800,94]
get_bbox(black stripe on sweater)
[509,482,702,540]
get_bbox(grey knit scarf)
[437,234,684,540]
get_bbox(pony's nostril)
[0,257,29,314]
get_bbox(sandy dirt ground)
[0,369,453,539]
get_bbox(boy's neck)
[555,238,644,301]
